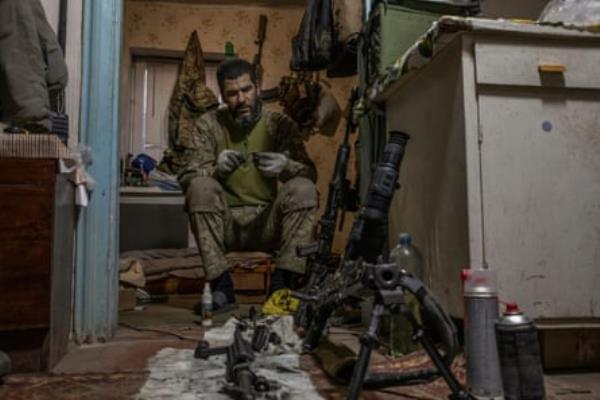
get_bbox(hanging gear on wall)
[327,0,364,77]
[278,74,322,135]
[158,30,218,175]
[277,74,341,138]
[290,0,334,71]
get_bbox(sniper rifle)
[293,87,360,329]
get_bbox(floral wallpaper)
[124,1,357,252]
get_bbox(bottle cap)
[460,269,470,283]
[399,232,411,246]
[505,302,520,313]
[499,302,530,325]
[463,269,498,297]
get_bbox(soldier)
[178,58,318,314]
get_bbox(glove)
[216,149,246,178]
[254,152,288,178]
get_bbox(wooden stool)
[225,252,275,299]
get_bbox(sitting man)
[178,58,318,313]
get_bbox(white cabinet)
[377,22,600,320]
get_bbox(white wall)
[64,0,83,148]
[40,0,60,33]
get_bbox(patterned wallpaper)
[124,1,357,252]
[126,2,307,90]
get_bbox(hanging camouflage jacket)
[178,107,317,201]
[158,30,218,175]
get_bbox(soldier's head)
[217,59,259,126]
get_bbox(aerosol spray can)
[462,269,503,399]
[496,303,545,400]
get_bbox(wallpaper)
[124,1,357,252]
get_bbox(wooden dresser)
[0,158,76,371]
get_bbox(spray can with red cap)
[496,302,545,400]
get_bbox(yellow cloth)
[261,288,300,316]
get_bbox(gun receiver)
[194,322,279,399]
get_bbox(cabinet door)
[477,85,600,319]
[0,159,55,330]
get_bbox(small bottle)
[390,233,424,278]
[201,281,213,327]
[224,41,235,59]
[496,302,545,400]
[389,233,423,357]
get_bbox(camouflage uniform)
[158,31,218,175]
[179,107,318,280]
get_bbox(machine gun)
[293,87,360,329]
[299,131,474,400]
[253,14,268,90]
[302,130,410,350]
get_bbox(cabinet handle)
[538,63,566,73]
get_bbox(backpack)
[290,0,334,71]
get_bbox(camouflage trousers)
[185,176,318,281]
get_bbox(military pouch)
[51,112,69,144]
[290,0,334,71]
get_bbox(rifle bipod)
[344,263,475,400]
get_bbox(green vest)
[216,111,277,207]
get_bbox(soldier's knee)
[281,177,318,211]
[185,176,225,212]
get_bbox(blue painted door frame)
[75,0,123,342]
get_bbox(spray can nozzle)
[504,302,520,314]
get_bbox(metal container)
[496,303,545,400]
[463,269,503,400]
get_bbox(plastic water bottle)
[496,302,545,400]
[201,281,213,327]
[389,233,423,357]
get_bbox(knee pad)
[185,176,225,213]
[280,177,318,212]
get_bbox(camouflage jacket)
[178,107,317,190]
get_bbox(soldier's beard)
[234,101,262,132]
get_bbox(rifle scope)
[346,131,410,263]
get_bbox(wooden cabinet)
[0,158,75,371]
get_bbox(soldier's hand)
[254,152,288,178]
[216,149,246,178]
